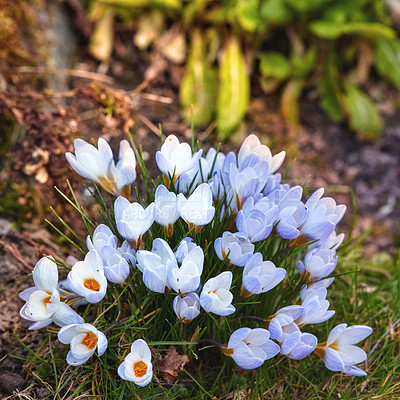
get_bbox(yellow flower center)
[82,331,98,350]
[84,278,100,292]
[133,361,147,377]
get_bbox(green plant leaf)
[284,0,328,14]
[260,52,290,80]
[291,47,317,79]
[374,39,400,89]
[310,21,396,40]
[180,30,218,127]
[280,79,304,125]
[343,82,383,141]
[260,0,293,25]
[216,36,250,139]
[235,0,263,32]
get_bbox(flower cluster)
[19,133,372,388]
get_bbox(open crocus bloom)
[223,327,280,369]
[118,339,153,387]
[315,323,372,376]
[58,323,107,366]
[177,183,215,231]
[155,134,203,183]
[114,196,155,248]
[66,138,136,197]
[19,256,83,330]
[200,271,235,316]
[67,250,107,303]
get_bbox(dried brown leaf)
[157,346,189,384]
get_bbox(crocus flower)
[136,238,176,293]
[242,253,286,296]
[86,224,117,256]
[156,134,202,183]
[177,183,215,232]
[315,323,372,376]
[296,247,338,282]
[118,339,153,386]
[101,246,131,283]
[19,256,83,330]
[279,330,318,360]
[67,250,107,303]
[117,240,137,265]
[214,232,254,267]
[309,230,345,251]
[223,327,280,369]
[267,305,305,341]
[200,271,235,316]
[167,246,204,294]
[300,188,346,241]
[173,293,201,323]
[114,196,155,248]
[238,134,286,174]
[66,138,136,197]
[58,323,107,366]
[174,237,197,264]
[154,185,180,235]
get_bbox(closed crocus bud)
[67,250,107,303]
[156,134,203,184]
[173,293,201,323]
[315,323,372,376]
[118,339,153,387]
[114,196,155,248]
[136,238,176,293]
[86,224,117,256]
[101,246,131,283]
[223,327,280,369]
[154,185,180,236]
[200,271,235,316]
[300,188,346,242]
[242,253,286,296]
[174,237,197,264]
[309,230,345,251]
[167,246,203,294]
[177,183,215,232]
[296,247,338,283]
[58,323,107,366]
[117,240,137,265]
[238,134,286,174]
[280,330,318,360]
[267,305,304,341]
[214,232,254,267]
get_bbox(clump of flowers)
[19,133,372,390]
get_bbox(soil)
[0,1,399,398]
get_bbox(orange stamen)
[133,361,147,377]
[82,331,98,350]
[84,278,100,292]
[42,295,51,305]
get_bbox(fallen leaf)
[157,346,189,384]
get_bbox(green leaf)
[260,0,293,25]
[280,79,304,125]
[310,21,396,40]
[260,52,290,81]
[235,0,263,32]
[291,47,317,79]
[216,36,250,139]
[180,30,218,127]
[284,0,328,14]
[375,39,400,89]
[343,83,383,141]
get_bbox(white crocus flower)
[136,238,176,293]
[86,224,117,255]
[58,323,107,366]
[238,134,286,174]
[118,339,153,387]
[117,240,137,265]
[267,305,304,341]
[114,196,155,248]
[315,323,372,376]
[101,246,131,283]
[174,237,197,264]
[223,327,280,369]
[279,329,318,360]
[66,138,136,197]
[242,253,286,296]
[200,271,235,316]
[154,185,180,236]
[67,250,107,303]
[156,134,203,184]
[19,256,83,330]
[214,232,254,267]
[177,183,215,232]
[173,293,201,323]
[167,246,204,294]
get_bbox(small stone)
[0,372,25,394]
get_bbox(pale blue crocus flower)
[315,323,372,376]
[296,247,338,282]
[86,224,118,255]
[114,196,155,248]
[136,238,176,293]
[280,329,318,360]
[155,134,202,184]
[174,237,196,264]
[200,271,235,316]
[154,185,180,235]
[223,327,280,369]
[101,246,131,284]
[214,231,254,267]
[173,293,201,323]
[267,305,305,341]
[58,323,108,366]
